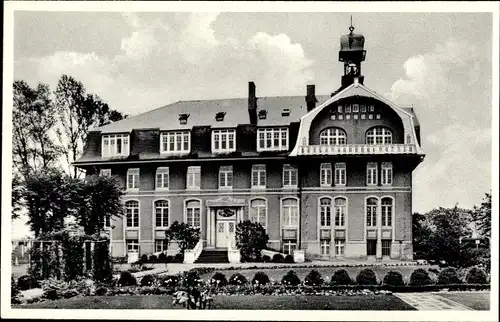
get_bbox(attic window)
[178,113,190,125]
[282,108,291,117]
[258,110,267,120]
[215,112,226,122]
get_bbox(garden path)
[394,292,472,310]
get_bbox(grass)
[436,292,490,310]
[15,294,416,310]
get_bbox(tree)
[165,221,201,254]
[412,212,432,259]
[472,192,491,240]
[235,220,269,262]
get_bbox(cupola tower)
[339,17,366,86]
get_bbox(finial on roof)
[349,15,354,34]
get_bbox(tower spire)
[338,17,366,87]
[349,15,354,33]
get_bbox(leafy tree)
[165,221,201,254]
[472,193,491,240]
[412,212,432,259]
[235,220,269,262]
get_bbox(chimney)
[305,84,317,112]
[248,81,257,125]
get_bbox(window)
[334,163,346,186]
[381,198,393,227]
[337,105,343,113]
[102,134,129,157]
[212,129,236,153]
[367,240,377,256]
[368,114,373,120]
[100,169,111,177]
[366,198,377,227]
[155,240,168,253]
[178,113,190,125]
[345,104,351,113]
[369,105,375,112]
[283,164,298,187]
[353,104,359,112]
[320,163,332,187]
[185,200,201,229]
[154,200,169,227]
[319,198,332,227]
[219,166,233,189]
[382,240,391,256]
[367,162,378,185]
[283,240,296,255]
[125,201,139,228]
[321,239,331,256]
[127,240,139,253]
[251,164,266,188]
[320,128,347,145]
[161,131,190,153]
[376,114,381,119]
[335,239,345,256]
[187,166,201,189]
[156,167,169,190]
[361,104,367,112]
[250,199,267,229]
[381,162,393,185]
[334,198,346,226]
[257,128,288,151]
[406,134,412,144]
[127,169,139,190]
[366,127,392,145]
[282,198,299,227]
[346,114,351,120]
[361,114,366,119]
[338,115,344,120]
[104,215,111,229]
[258,110,267,120]
[215,112,226,122]
[354,114,358,120]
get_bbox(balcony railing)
[297,144,416,156]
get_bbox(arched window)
[320,128,347,145]
[154,200,169,227]
[125,201,139,228]
[366,198,377,227]
[185,200,201,229]
[406,134,411,144]
[250,199,267,229]
[334,198,346,226]
[381,198,393,227]
[366,127,392,145]
[282,198,299,227]
[319,198,332,227]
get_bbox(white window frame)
[281,198,299,228]
[104,215,111,229]
[320,128,347,145]
[257,128,288,151]
[319,197,332,227]
[100,169,111,177]
[156,167,169,190]
[335,239,345,256]
[366,127,393,145]
[320,163,332,187]
[283,240,297,255]
[127,240,139,253]
[155,240,168,253]
[366,162,378,186]
[102,134,130,158]
[125,200,139,228]
[218,165,233,190]
[185,199,201,229]
[381,197,393,227]
[334,198,346,227]
[283,164,298,188]
[250,198,267,230]
[154,200,170,228]
[212,129,236,153]
[382,240,392,256]
[127,168,139,191]
[251,164,266,189]
[334,163,346,186]
[160,131,190,154]
[381,162,393,186]
[186,166,201,190]
[320,239,331,256]
[366,198,378,227]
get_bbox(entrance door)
[216,221,236,248]
[367,240,377,256]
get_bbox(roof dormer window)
[160,131,191,154]
[102,134,130,158]
[178,113,190,125]
[215,112,226,122]
[258,110,267,120]
[282,108,290,117]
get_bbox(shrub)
[182,270,202,288]
[383,271,405,286]
[17,274,39,290]
[149,254,158,262]
[409,268,432,286]
[166,255,174,263]
[141,254,149,262]
[117,271,137,286]
[272,254,284,263]
[281,270,301,286]
[92,239,113,283]
[330,269,353,285]
[438,267,462,285]
[158,253,167,262]
[11,277,21,304]
[305,270,324,286]
[229,273,248,285]
[95,286,109,296]
[284,254,294,263]
[211,272,228,287]
[262,255,271,262]
[356,269,377,285]
[175,253,184,263]
[160,275,180,288]
[140,275,156,286]
[466,267,488,284]
[235,220,269,262]
[252,271,270,285]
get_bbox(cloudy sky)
[10,8,495,237]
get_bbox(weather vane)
[349,15,355,33]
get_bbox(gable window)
[283,164,298,187]
[381,162,393,185]
[250,198,267,229]
[361,104,367,112]
[257,128,288,151]
[156,167,169,190]
[251,164,266,188]
[161,131,190,153]
[334,198,346,226]
[352,104,359,112]
[125,201,139,228]
[185,200,201,229]
[381,198,393,227]
[154,200,169,227]
[127,168,139,190]
[102,134,129,158]
[282,198,299,227]
[187,166,201,189]
[320,163,332,187]
[320,128,347,145]
[212,129,236,153]
[366,162,378,186]
[366,198,377,227]
[319,197,332,227]
[218,166,233,189]
[100,169,111,177]
[366,127,392,145]
[334,163,346,186]
[345,104,351,113]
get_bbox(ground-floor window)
[335,239,345,256]
[155,239,168,253]
[366,240,377,256]
[283,240,297,255]
[320,239,330,256]
[382,240,391,256]
[127,239,139,253]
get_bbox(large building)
[74,24,425,261]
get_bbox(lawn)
[14,294,416,310]
[436,292,490,311]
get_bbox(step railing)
[227,239,241,264]
[183,239,203,264]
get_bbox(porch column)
[206,206,211,247]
